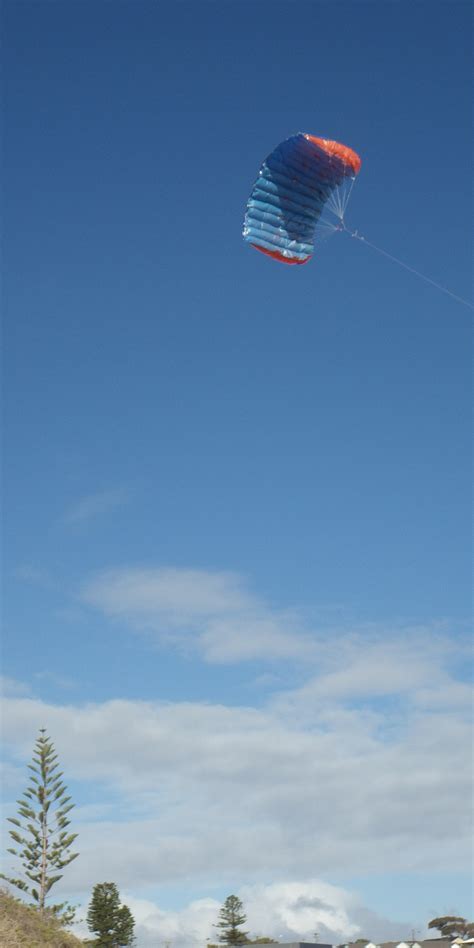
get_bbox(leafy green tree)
[428,918,474,939]
[215,895,249,945]
[0,728,78,922]
[87,882,135,947]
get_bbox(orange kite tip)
[304,134,362,175]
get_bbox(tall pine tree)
[87,882,135,947]
[216,895,249,945]
[0,728,78,921]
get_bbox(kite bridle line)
[324,174,472,311]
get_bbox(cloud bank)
[2,667,470,894]
[70,880,413,948]
[2,567,471,946]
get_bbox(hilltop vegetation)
[0,890,84,948]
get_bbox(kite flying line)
[335,221,474,312]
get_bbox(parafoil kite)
[243,133,361,265]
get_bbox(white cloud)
[73,893,221,947]
[0,759,30,796]
[34,670,77,690]
[81,567,318,662]
[414,680,472,711]
[13,565,56,588]
[84,567,254,618]
[63,487,131,526]
[71,881,413,948]
[270,634,472,727]
[0,675,32,697]
[80,568,471,680]
[241,880,360,941]
[125,894,221,947]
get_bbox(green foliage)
[250,939,278,944]
[87,882,135,947]
[215,895,249,945]
[428,917,474,938]
[209,940,277,948]
[115,905,135,947]
[1,729,79,923]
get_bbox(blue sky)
[2,2,472,945]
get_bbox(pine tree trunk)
[40,805,47,913]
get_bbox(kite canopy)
[243,133,361,265]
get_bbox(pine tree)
[87,882,135,947]
[116,904,136,946]
[428,918,474,939]
[0,728,79,922]
[216,895,249,945]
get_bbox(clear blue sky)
[2,2,472,944]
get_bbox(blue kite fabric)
[243,133,361,265]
